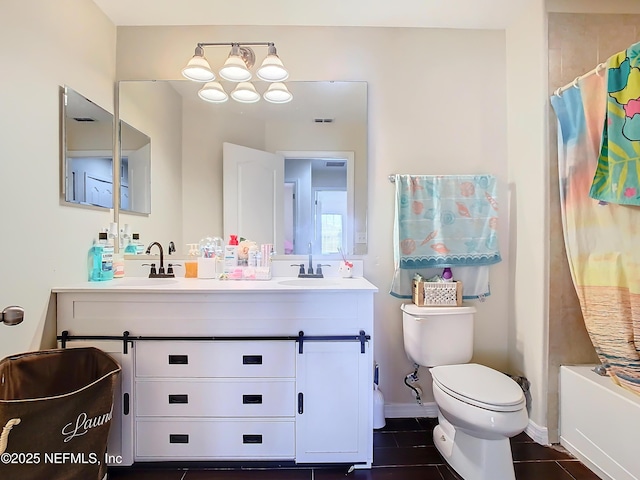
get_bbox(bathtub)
[560,365,640,480]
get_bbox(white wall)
[115,25,511,410]
[505,0,549,433]
[0,0,116,357]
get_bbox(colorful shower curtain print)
[589,41,640,206]
[389,174,501,299]
[551,70,640,396]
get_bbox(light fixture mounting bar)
[197,42,274,48]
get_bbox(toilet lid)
[431,363,525,412]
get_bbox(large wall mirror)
[117,80,368,256]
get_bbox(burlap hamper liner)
[0,347,121,480]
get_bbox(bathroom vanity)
[54,276,377,468]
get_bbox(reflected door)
[223,142,285,251]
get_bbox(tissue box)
[412,279,462,307]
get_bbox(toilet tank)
[401,303,476,367]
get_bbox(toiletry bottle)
[442,267,453,282]
[89,232,114,281]
[88,238,102,281]
[185,243,199,278]
[248,244,259,267]
[224,235,239,273]
[102,233,115,280]
[133,233,144,255]
[124,234,138,254]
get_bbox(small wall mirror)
[60,86,115,209]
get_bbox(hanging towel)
[390,174,501,299]
[590,41,640,206]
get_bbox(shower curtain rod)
[554,62,606,97]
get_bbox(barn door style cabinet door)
[295,339,372,464]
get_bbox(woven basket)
[412,280,462,307]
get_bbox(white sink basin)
[278,278,340,287]
[110,277,179,287]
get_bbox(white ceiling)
[92,0,529,30]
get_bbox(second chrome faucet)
[291,242,327,278]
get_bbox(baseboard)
[384,403,550,447]
[383,402,439,418]
[525,418,549,445]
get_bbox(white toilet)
[401,304,528,480]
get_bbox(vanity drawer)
[135,418,295,460]
[135,379,295,417]
[135,341,295,378]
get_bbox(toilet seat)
[431,363,525,412]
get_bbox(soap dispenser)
[185,243,199,278]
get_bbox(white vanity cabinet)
[54,278,377,468]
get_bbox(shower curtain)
[551,71,640,395]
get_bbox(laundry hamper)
[0,347,121,480]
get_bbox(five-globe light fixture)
[181,42,292,104]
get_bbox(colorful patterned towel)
[589,41,640,205]
[390,174,501,299]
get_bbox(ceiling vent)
[325,161,346,167]
[73,117,96,122]
[314,118,334,123]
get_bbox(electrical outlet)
[356,232,367,244]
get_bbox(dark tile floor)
[108,418,602,479]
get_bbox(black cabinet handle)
[242,355,263,365]
[168,394,189,404]
[298,392,304,414]
[242,394,263,404]
[123,393,130,415]
[169,434,189,444]
[168,355,188,364]
[243,434,263,444]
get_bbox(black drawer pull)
[243,434,263,444]
[123,393,130,415]
[169,434,189,444]
[242,394,263,404]
[242,355,263,365]
[298,392,304,414]
[169,394,189,404]
[168,355,188,365]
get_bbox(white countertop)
[52,276,379,293]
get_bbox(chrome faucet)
[291,242,324,278]
[145,242,174,278]
[307,242,314,275]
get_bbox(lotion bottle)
[224,235,239,273]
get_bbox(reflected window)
[316,190,347,254]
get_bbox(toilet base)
[433,417,516,480]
